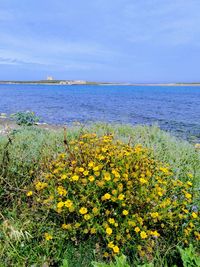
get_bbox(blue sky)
[0,0,200,82]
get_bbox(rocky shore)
[0,116,64,136]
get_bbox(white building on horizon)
[47,76,54,81]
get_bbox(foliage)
[0,127,63,207]
[27,133,199,260]
[61,258,69,267]
[11,111,39,126]
[0,124,200,266]
[178,244,200,267]
[92,254,130,267]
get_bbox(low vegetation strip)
[0,124,199,266]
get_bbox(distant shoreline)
[0,81,200,86]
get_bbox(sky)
[0,0,200,83]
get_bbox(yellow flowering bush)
[29,133,199,257]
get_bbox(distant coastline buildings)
[59,80,86,85]
[47,76,54,81]
[46,76,86,85]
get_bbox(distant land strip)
[0,80,200,86]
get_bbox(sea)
[0,84,200,142]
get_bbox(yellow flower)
[104,172,111,181]
[185,193,192,199]
[61,174,67,180]
[106,227,112,235]
[45,173,53,179]
[187,181,192,186]
[194,231,200,241]
[75,223,81,228]
[98,155,105,160]
[178,214,183,219]
[160,167,170,175]
[113,246,119,253]
[103,252,109,258]
[111,196,117,202]
[108,241,114,248]
[150,230,160,237]
[104,193,111,200]
[134,227,140,233]
[35,181,48,191]
[138,217,144,225]
[62,224,71,230]
[90,228,96,234]
[158,191,163,197]
[84,214,91,220]
[83,170,89,176]
[57,201,64,209]
[140,231,148,239]
[150,212,159,218]
[139,178,148,184]
[108,218,115,224]
[93,166,99,172]
[192,212,198,219]
[97,181,105,187]
[79,167,84,172]
[134,145,142,153]
[57,186,67,196]
[88,175,95,182]
[53,169,59,174]
[189,222,194,228]
[139,250,145,257]
[26,191,33,197]
[118,183,123,190]
[72,175,79,181]
[64,199,73,208]
[182,208,189,214]
[79,207,88,214]
[122,210,129,216]
[88,161,94,168]
[59,153,66,158]
[118,193,125,200]
[112,189,117,195]
[128,220,136,227]
[44,233,53,241]
[112,169,120,178]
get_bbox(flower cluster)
[28,133,199,257]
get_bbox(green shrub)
[11,111,39,126]
[27,133,199,260]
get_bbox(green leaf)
[60,258,69,267]
[92,254,130,267]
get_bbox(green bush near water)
[10,111,40,126]
[0,123,199,266]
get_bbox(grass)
[0,123,199,266]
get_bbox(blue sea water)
[0,84,199,140]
